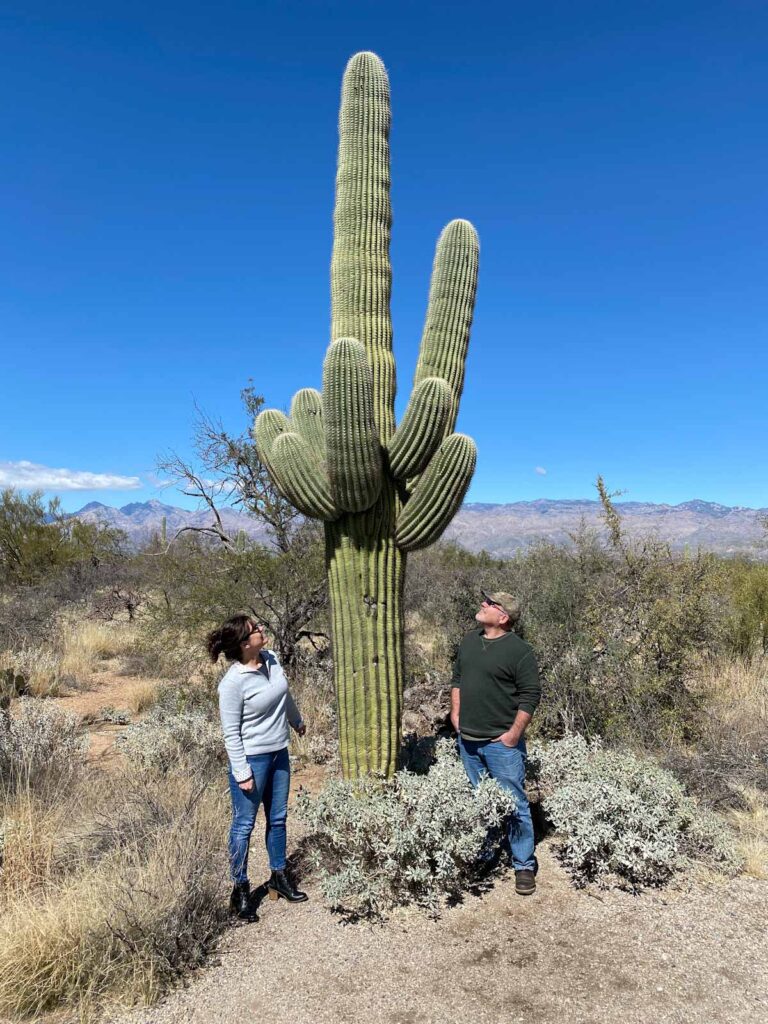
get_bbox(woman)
[207,613,308,921]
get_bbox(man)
[451,590,541,895]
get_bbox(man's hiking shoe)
[515,869,536,896]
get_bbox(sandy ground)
[108,828,768,1024]
[54,665,162,763]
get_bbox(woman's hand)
[295,722,307,737]
[238,776,255,793]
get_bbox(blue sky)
[1,1,766,512]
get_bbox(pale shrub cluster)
[297,739,514,917]
[530,734,742,888]
[0,699,87,798]
[117,705,223,775]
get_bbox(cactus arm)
[395,433,477,552]
[270,432,339,520]
[290,388,326,455]
[413,219,480,434]
[253,408,291,474]
[386,377,452,480]
[331,51,395,443]
[323,337,383,512]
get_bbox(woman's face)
[240,621,267,660]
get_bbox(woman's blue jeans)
[227,747,290,884]
[458,736,536,871]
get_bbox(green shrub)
[530,734,742,888]
[296,739,514,918]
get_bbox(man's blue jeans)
[458,736,536,871]
[227,747,290,884]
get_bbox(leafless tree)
[157,385,299,552]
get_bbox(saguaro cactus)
[255,52,479,778]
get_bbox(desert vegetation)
[1,474,767,1017]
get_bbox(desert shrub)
[663,655,768,808]
[530,734,742,888]
[723,559,768,657]
[0,771,227,1018]
[0,699,87,800]
[134,523,327,681]
[297,739,514,918]
[117,705,223,776]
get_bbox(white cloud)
[535,466,548,476]
[0,461,142,492]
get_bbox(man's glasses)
[482,597,501,609]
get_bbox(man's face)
[475,598,509,629]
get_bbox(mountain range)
[74,498,768,557]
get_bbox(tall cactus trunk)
[254,53,479,779]
[325,484,405,777]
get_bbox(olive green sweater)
[451,629,541,740]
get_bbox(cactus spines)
[323,338,383,512]
[253,408,291,474]
[395,433,477,551]
[270,432,338,520]
[290,388,326,452]
[387,377,453,480]
[414,219,480,433]
[256,52,479,777]
[331,51,395,442]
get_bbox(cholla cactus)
[255,52,479,777]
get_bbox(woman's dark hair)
[206,614,254,663]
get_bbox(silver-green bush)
[296,739,514,917]
[530,734,742,888]
[0,698,87,799]
[117,706,222,776]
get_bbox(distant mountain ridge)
[72,497,768,557]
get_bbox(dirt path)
[55,663,161,764]
[112,843,768,1024]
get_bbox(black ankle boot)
[229,881,259,921]
[268,869,308,903]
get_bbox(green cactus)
[256,52,479,777]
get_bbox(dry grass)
[0,705,229,1020]
[728,786,768,879]
[695,653,768,723]
[0,646,63,697]
[58,619,136,683]
[1,620,137,697]
[669,655,768,806]
[129,680,160,715]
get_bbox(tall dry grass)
[674,655,768,872]
[0,701,229,1019]
[724,784,768,880]
[1,619,137,697]
[58,619,136,682]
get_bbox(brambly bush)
[297,739,514,918]
[530,734,742,888]
[0,698,87,801]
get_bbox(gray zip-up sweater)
[217,651,303,782]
